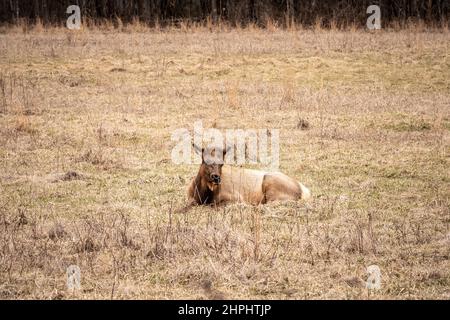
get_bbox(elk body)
[185,145,311,208]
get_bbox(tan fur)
[187,165,311,206]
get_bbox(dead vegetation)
[0,24,449,299]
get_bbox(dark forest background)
[0,1,448,27]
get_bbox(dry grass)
[0,25,449,299]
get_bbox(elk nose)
[211,174,221,183]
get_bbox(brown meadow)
[0,24,449,299]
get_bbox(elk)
[181,144,311,210]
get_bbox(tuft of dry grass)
[0,25,449,299]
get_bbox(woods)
[0,0,448,27]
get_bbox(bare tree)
[0,0,447,27]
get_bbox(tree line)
[0,0,448,28]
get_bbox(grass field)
[0,24,449,299]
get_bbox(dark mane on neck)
[193,172,217,205]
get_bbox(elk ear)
[222,145,232,164]
[192,143,203,156]
[223,145,232,156]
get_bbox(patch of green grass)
[385,118,432,132]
